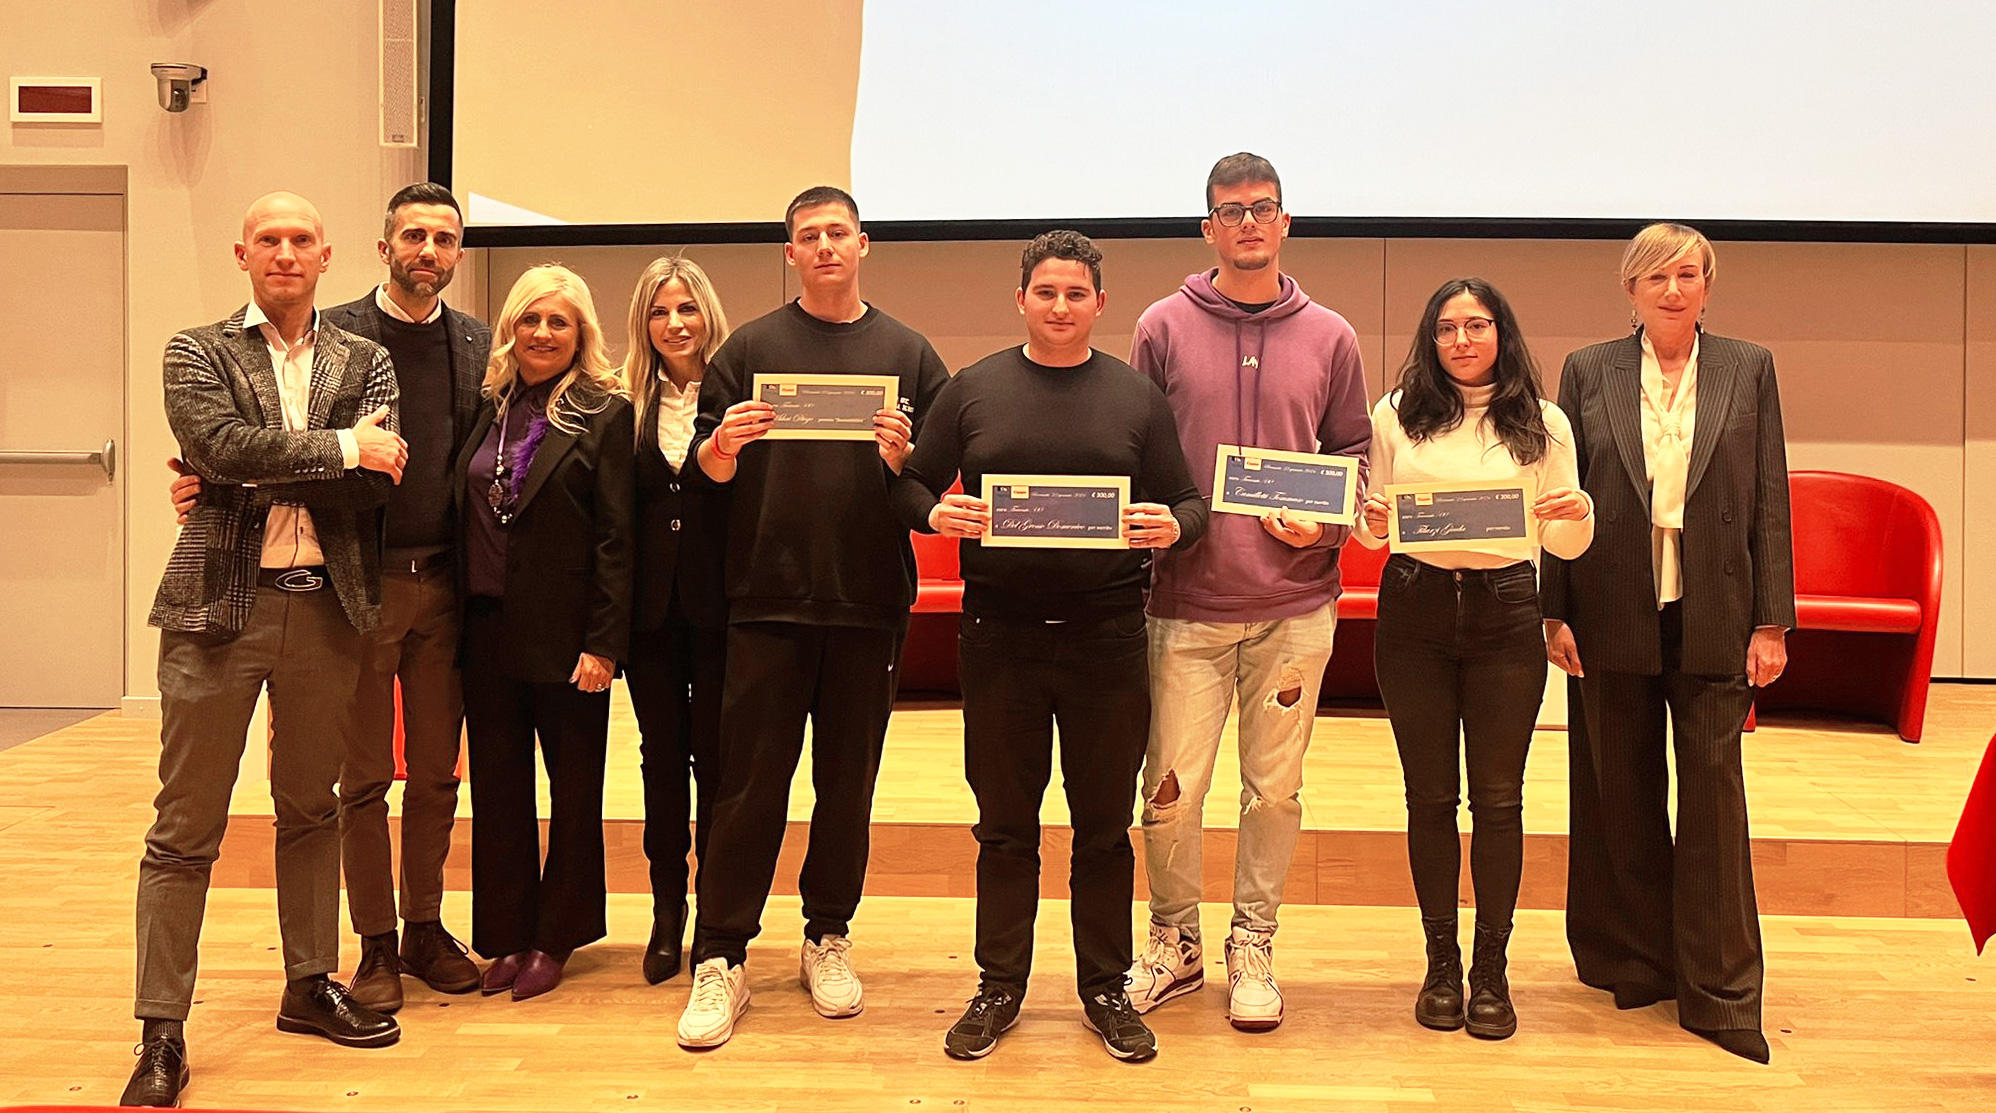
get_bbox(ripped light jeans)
[1139,602,1337,938]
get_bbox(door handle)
[0,439,116,481]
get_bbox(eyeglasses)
[1433,317,1496,344]
[1209,200,1282,227]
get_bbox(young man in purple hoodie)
[1124,153,1370,1031]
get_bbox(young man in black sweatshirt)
[676,186,949,1050]
[893,231,1208,1063]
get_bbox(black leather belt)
[259,566,330,592]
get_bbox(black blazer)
[323,291,490,454]
[454,392,637,681]
[1539,331,1796,677]
[632,405,731,633]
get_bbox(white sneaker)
[677,958,750,1048]
[1124,922,1203,1014]
[1225,926,1283,1031]
[800,934,864,1017]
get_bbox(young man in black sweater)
[893,231,1208,1062]
[676,186,950,1050]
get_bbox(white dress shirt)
[245,301,360,568]
[655,375,701,471]
[1639,332,1698,607]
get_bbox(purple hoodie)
[1131,269,1370,622]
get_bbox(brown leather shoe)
[347,931,403,1014]
[400,920,480,994]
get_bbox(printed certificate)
[1386,479,1537,554]
[752,373,899,440]
[1210,444,1360,523]
[979,474,1129,550]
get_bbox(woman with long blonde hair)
[454,263,635,1001]
[618,255,736,984]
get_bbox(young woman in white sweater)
[1354,277,1593,1040]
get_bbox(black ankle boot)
[1415,916,1464,1031]
[1466,920,1516,1040]
[643,899,688,985]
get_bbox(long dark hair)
[1392,277,1549,466]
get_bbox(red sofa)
[1753,470,1942,742]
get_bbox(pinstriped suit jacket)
[148,306,400,637]
[1538,331,1796,677]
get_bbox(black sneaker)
[1081,991,1158,1062]
[943,986,1022,1060]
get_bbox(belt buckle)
[273,568,325,593]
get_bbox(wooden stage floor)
[176,678,1996,918]
[1,686,1992,1110]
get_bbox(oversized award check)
[980,474,1129,549]
[1386,479,1537,554]
[752,373,899,440]
[1210,444,1360,523]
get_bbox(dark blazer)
[454,392,637,681]
[151,307,398,636]
[632,404,731,632]
[1539,331,1796,677]
[323,290,490,454]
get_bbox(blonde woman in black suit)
[455,264,635,1001]
[1538,223,1795,1063]
[618,256,734,984]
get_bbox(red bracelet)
[712,439,738,461]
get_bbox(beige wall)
[2,0,422,708]
[490,236,1988,678]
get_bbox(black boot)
[643,899,688,985]
[1466,920,1517,1040]
[1415,916,1464,1031]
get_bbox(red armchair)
[1753,470,1942,742]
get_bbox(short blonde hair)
[621,255,731,439]
[1619,222,1716,291]
[485,263,627,433]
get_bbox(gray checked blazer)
[149,306,400,637]
[1538,330,1796,677]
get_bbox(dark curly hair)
[1392,277,1549,466]
[1020,229,1103,291]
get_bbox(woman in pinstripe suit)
[1539,223,1796,1064]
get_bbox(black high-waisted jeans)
[1373,554,1545,926]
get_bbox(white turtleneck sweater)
[1353,381,1593,569]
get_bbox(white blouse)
[654,375,701,471]
[1639,332,1697,607]
[1353,383,1594,569]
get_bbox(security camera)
[150,63,207,113]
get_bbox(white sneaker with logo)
[677,958,750,1048]
[800,934,864,1017]
[1124,922,1204,1013]
[1225,925,1283,1031]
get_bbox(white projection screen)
[444,0,1996,237]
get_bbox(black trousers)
[1373,555,1544,927]
[959,610,1150,1000]
[462,599,610,959]
[693,620,900,966]
[1566,601,1763,1033]
[624,605,726,918]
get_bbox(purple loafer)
[512,950,567,1001]
[480,952,526,996]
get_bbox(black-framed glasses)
[1433,317,1496,344]
[1209,199,1282,227]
